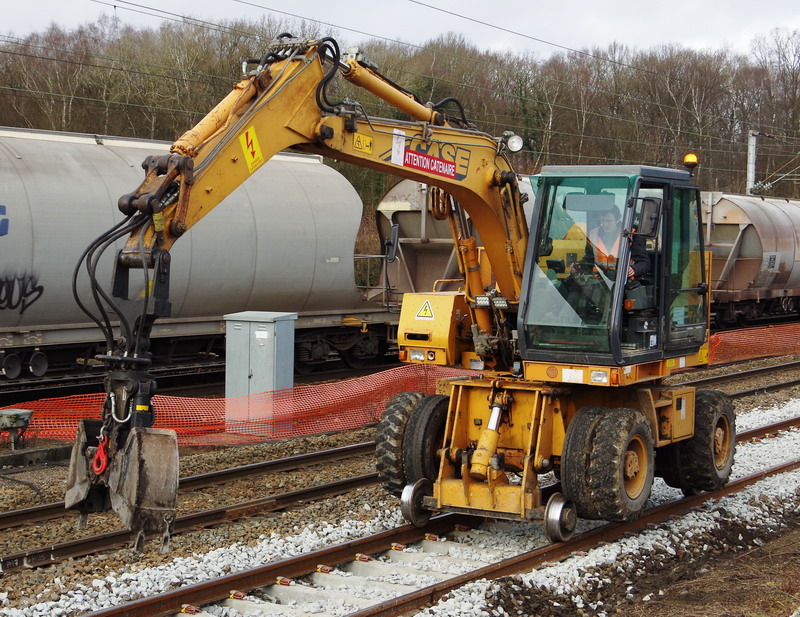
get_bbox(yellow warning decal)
[352,133,373,154]
[239,126,265,174]
[416,300,434,320]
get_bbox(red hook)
[92,434,109,475]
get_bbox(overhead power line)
[77,0,800,141]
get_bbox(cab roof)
[539,165,692,182]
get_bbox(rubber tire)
[565,407,654,522]
[669,389,735,492]
[561,406,606,516]
[375,392,424,495]
[402,394,450,485]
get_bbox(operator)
[582,207,650,283]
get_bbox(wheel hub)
[624,450,640,480]
[713,417,731,469]
[623,435,648,499]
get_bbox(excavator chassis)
[388,373,735,542]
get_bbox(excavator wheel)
[561,406,606,518]
[375,392,424,495]
[402,394,450,485]
[565,407,654,522]
[658,390,735,493]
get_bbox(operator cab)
[519,165,706,368]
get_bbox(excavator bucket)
[65,419,109,514]
[109,427,179,551]
[66,420,179,552]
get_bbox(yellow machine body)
[430,370,700,521]
[398,292,473,366]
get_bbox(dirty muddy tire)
[572,408,654,522]
[679,389,736,491]
[402,394,450,485]
[375,392,424,495]
[561,406,606,518]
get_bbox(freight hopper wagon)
[703,191,800,328]
[0,127,396,378]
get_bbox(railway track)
[2,412,798,583]
[0,442,374,531]
[2,351,792,408]
[76,438,800,617]
[680,358,800,396]
[0,361,401,406]
[1,357,799,616]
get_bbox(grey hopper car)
[703,192,800,327]
[0,127,395,378]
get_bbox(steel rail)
[5,414,798,574]
[0,473,379,573]
[81,513,472,617]
[680,359,800,389]
[730,377,800,399]
[80,455,800,617]
[0,441,375,530]
[348,455,800,617]
[0,362,226,406]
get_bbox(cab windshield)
[523,175,633,354]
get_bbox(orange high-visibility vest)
[588,228,620,269]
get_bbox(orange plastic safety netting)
[4,364,475,446]
[7,326,798,446]
[709,323,800,365]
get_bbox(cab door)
[664,186,707,351]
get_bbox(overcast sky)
[2,0,799,58]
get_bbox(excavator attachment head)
[66,419,179,552]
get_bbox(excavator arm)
[66,35,528,547]
[120,37,527,308]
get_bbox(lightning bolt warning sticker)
[416,300,435,320]
[239,126,264,174]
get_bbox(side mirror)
[632,197,662,238]
[385,223,399,263]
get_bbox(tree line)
[1,16,799,206]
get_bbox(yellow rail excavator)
[66,35,734,548]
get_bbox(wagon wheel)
[340,346,371,369]
[375,392,424,495]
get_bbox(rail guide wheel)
[544,492,577,543]
[400,478,433,527]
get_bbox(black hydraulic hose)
[315,37,346,112]
[85,217,145,349]
[432,96,472,127]
[72,214,140,351]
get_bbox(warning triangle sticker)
[416,300,434,320]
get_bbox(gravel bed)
[1,393,799,616]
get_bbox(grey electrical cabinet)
[224,311,298,397]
